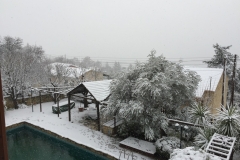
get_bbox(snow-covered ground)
[170,147,221,160]
[5,99,152,160]
[5,99,240,160]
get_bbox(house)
[185,67,228,115]
[82,67,104,82]
[49,63,104,85]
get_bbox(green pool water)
[7,125,109,160]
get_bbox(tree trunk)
[21,88,25,104]
[11,87,18,109]
[160,128,167,138]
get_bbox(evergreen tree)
[203,43,234,76]
[203,43,240,94]
[113,61,121,73]
[103,50,200,140]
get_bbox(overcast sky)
[1,0,240,66]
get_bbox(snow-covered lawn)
[5,99,153,160]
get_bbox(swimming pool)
[7,123,110,160]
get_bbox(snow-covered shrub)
[102,50,200,140]
[155,136,180,159]
[193,104,240,151]
[214,105,240,137]
[184,126,199,141]
[194,126,216,149]
[117,121,145,139]
[18,104,29,109]
[170,147,221,160]
[166,123,197,142]
[188,102,212,125]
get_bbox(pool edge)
[6,122,118,160]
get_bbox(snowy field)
[4,99,153,160]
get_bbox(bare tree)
[46,63,72,87]
[0,37,23,108]
[0,36,45,108]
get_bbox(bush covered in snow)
[188,102,212,126]
[117,121,145,139]
[170,147,221,160]
[194,126,215,149]
[155,136,180,159]
[18,104,29,109]
[214,105,240,137]
[102,50,200,140]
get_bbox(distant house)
[82,67,104,82]
[185,67,228,115]
[49,63,104,85]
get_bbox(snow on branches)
[215,105,240,137]
[0,36,45,109]
[103,50,200,140]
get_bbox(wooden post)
[84,97,87,108]
[57,95,60,117]
[95,66,96,81]
[207,77,212,107]
[84,92,88,108]
[39,91,42,112]
[114,115,116,128]
[21,85,24,104]
[114,113,116,134]
[31,89,33,112]
[230,54,237,107]
[180,126,183,149]
[221,58,226,108]
[54,87,56,104]
[81,74,84,82]
[68,95,71,121]
[96,101,100,131]
[0,71,9,160]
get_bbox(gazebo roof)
[68,80,112,102]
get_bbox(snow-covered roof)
[50,62,91,78]
[82,80,112,101]
[185,67,223,98]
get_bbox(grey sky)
[1,0,240,66]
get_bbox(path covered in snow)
[5,99,152,160]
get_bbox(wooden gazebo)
[67,80,112,131]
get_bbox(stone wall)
[4,94,65,109]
